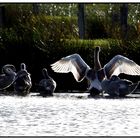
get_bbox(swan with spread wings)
[51,47,140,95]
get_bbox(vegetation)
[0,3,140,91]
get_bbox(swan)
[37,68,56,97]
[101,75,140,97]
[51,47,140,95]
[14,63,32,96]
[87,47,104,96]
[0,64,16,90]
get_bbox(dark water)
[0,92,140,136]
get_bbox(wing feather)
[104,55,140,78]
[51,54,90,82]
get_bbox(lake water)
[0,92,140,136]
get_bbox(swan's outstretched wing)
[51,54,90,82]
[104,55,140,79]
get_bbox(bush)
[86,16,108,39]
[1,5,140,91]
[0,27,140,91]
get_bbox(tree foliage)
[0,3,140,91]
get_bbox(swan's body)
[14,63,32,96]
[0,64,16,90]
[101,75,139,97]
[38,68,56,97]
[51,47,140,95]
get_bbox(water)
[0,93,140,136]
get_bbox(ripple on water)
[0,94,140,136]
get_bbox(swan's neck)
[97,68,106,81]
[94,48,102,71]
[43,70,50,79]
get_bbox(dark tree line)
[78,4,85,39]
[32,4,40,15]
[0,3,129,39]
[78,3,128,39]
[120,4,128,39]
[0,5,5,27]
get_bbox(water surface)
[0,93,140,136]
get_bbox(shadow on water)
[0,90,140,99]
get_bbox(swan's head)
[42,68,47,72]
[42,68,49,78]
[110,75,120,81]
[5,68,16,75]
[20,63,26,70]
[95,46,101,53]
[2,64,16,74]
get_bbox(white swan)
[51,47,140,93]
